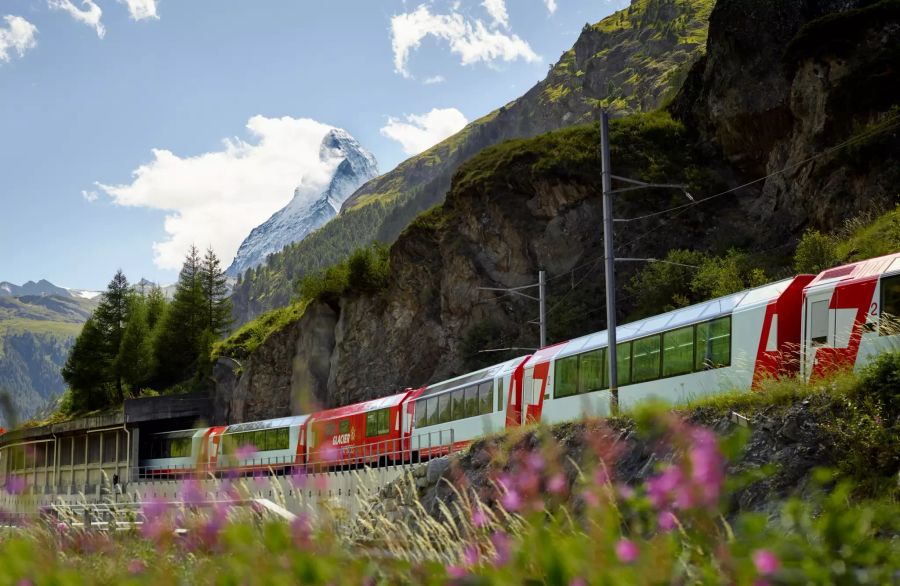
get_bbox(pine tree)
[116,294,155,393]
[145,285,168,332]
[93,269,130,402]
[61,318,111,412]
[200,246,233,336]
[154,246,205,385]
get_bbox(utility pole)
[600,111,619,413]
[599,111,694,415]
[477,270,548,349]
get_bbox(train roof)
[529,276,801,365]
[417,355,529,400]
[805,252,900,293]
[310,392,411,422]
[224,415,309,434]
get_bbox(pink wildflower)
[593,467,610,486]
[752,549,780,576]
[127,560,146,575]
[570,578,587,586]
[547,473,567,494]
[491,531,511,566]
[471,506,488,527]
[5,475,26,495]
[319,444,340,463]
[581,489,600,508]
[658,510,677,532]
[615,538,639,564]
[616,482,635,500]
[446,565,467,579]
[291,512,312,546]
[501,488,521,512]
[526,452,545,471]
[463,545,479,567]
[235,443,257,460]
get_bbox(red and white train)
[140,252,900,476]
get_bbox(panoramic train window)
[579,348,605,394]
[632,335,661,383]
[452,390,465,420]
[663,326,694,377]
[426,397,438,426]
[339,419,350,435]
[366,409,390,437]
[880,274,900,335]
[479,381,493,414]
[438,393,451,424]
[602,342,632,388]
[465,386,478,418]
[554,355,579,398]
[415,401,427,428]
[696,317,732,369]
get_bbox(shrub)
[793,229,840,274]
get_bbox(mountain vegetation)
[0,293,96,424]
[61,246,232,414]
[229,0,716,325]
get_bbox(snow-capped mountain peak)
[226,128,379,277]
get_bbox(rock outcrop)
[215,0,900,421]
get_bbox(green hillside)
[230,0,715,324]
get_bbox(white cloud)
[545,0,558,14]
[381,107,469,156]
[81,189,99,202]
[423,74,446,85]
[0,15,38,63]
[482,0,509,28]
[96,116,341,270]
[118,0,159,21]
[48,0,105,39]
[390,4,539,78]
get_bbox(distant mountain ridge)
[226,128,379,278]
[0,279,100,300]
[230,0,714,324]
[0,282,99,424]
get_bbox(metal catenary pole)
[600,111,619,414]
[538,270,547,349]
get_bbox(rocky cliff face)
[226,129,379,278]
[214,0,899,421]
[672,0,900,233]
[229,0,715,325]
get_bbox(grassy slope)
[231,0,714,324]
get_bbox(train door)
[803,288,834,380]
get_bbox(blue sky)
[0,0,624,290]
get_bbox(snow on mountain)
[0,279,98,299]
[225,128,379,277]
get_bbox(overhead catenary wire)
[615,114,900,224]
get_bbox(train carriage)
[140,426,225,478]
[802,252,900,380]
[217,415,309,474]
[519,275,815,423]
[307,393,413,468]
[408,356,529,458]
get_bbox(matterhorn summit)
[226,128,379,277]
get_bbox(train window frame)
[426,397,439,426]
[578,348,605,394]
[554,354,579,399]
[880,273,900,336]
[496,379,504,412]
[696,316,732,370]
[631,335,662,384]
[415,400,427,429]
[663,326,695,378]
[478,381,493,415]
[465,386,478,418]
[451,389,465,421]
[438,393,451,424]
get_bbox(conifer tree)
[116,294,155,393]
[61,318,111,411]
[200,246,232,336]
[93,269,130,402]
[154,246,205,385]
